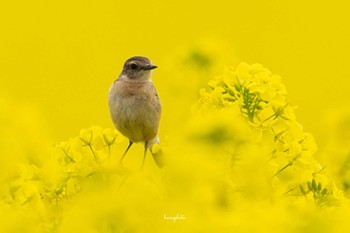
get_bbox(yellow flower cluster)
[0,126,125,232]
[1,63,349,233]
[199,63,345,206]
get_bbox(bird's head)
[120,56,157,81]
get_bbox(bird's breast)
[108,80,161,142]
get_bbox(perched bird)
[108,56,163,167]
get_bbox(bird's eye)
[130,63,138,70]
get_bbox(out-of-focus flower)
[199,63,345,205]
[1,63,349,233]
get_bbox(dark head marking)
[121,56,157,80]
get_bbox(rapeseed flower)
[1,63,349,233]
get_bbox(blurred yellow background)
[1,1,350,232]
[1,0,349,146]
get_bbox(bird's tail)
[150,144,165,168]
[147,136,165,168]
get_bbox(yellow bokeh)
[1,0,349,142]
[1,0,350,232]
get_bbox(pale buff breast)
[108,80,161,143]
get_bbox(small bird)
[108,56,163,167]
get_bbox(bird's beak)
[143,64,158,70]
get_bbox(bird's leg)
[119,141,133,164]
[142,141,148,168]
